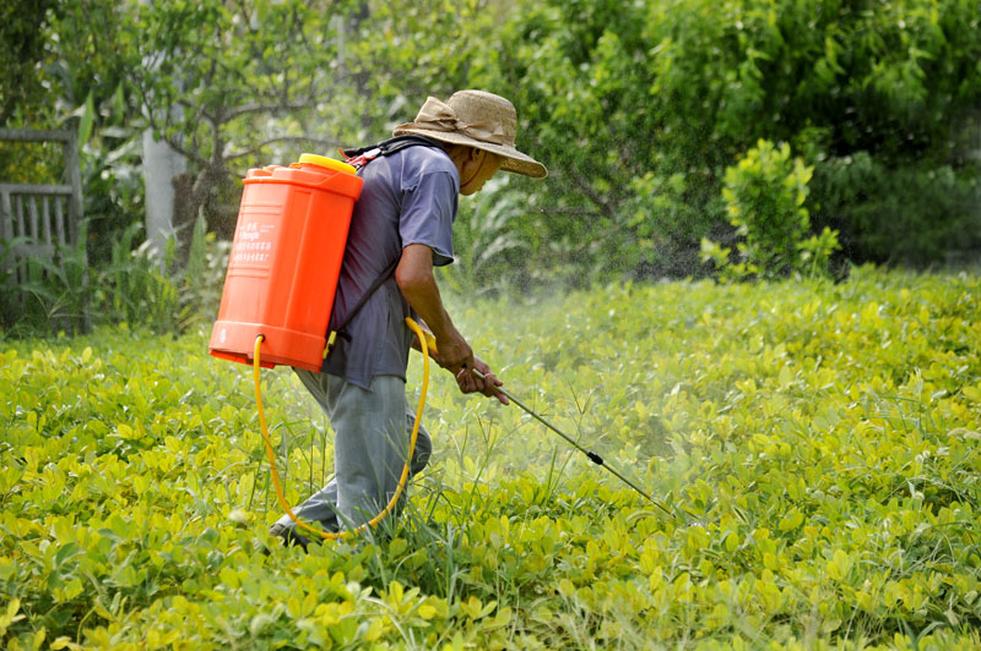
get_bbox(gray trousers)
[272,370,431,533]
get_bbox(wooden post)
[0,189,11,279]
[42,196,52,244]
[63,119,89,332]
[54,198,66,246]
[15,195,25,238]
[28,195,40,240]
[64,121,85,260]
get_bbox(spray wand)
[470,368,679,521]
[419,329,676,519]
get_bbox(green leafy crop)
[1,268,978,649]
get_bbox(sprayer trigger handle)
[423,330,438,354]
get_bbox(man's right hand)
[465,357,508,405]
[435,328,476,387]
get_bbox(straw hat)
[392,90,547,179]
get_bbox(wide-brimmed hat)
[392,90,547,179]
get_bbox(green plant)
[699,237,755,283]
[0,237,29,334]
[798,226,842,277]
[707,139,840,280]
[440,179,529,297]
[95,222,180,333]
[0,225,92,338]
[175,215,230,332]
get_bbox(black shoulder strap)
[341,135,444,169]
[326,255,401,352]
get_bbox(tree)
[130,0,352,243]
[0,1,57,125]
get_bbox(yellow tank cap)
[298,153,357,175]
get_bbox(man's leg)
[270,370,430,538]
[327,374,429,529]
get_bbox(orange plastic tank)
[209,154,363,372]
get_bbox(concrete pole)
[141,129,185,257]
[139,0,186,259]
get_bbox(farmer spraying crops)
[269,90,548,547]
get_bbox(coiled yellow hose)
[252,316,430,542]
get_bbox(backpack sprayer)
[208,150,430,542]
[209,144,676,544]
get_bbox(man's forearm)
[396,244,459,341]
[399,272,456,341]
[396,244,506,398]
[396,244,475,373]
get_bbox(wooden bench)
[0,127,87,329]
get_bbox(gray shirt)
[321,144,459,389]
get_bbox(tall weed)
[95,217,228,335]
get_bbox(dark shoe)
[269,523,310,552]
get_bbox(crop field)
[1,267,978,649]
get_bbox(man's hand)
[435,328,474,377]
[413,327,508,405]
[455,357,508,405]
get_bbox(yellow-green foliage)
[1,268,978,649]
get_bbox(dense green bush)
[481,0,981,284]
[812,154,981,266]
[724,140,816,277]
[702,139,840,280]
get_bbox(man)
[270,90,547,546]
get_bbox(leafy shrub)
[704,139,840,280]
[812,153,981,266]
[481,0,981,281]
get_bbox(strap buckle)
[343,147,381,170]
[323,330,337,359]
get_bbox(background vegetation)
[2,0,979,337]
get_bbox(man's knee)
[406,412,431,475]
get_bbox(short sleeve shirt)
[321,144,459,388]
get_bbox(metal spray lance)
[469,368,679,521]
[418,329,679,520]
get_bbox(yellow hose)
[252,316,430,542]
